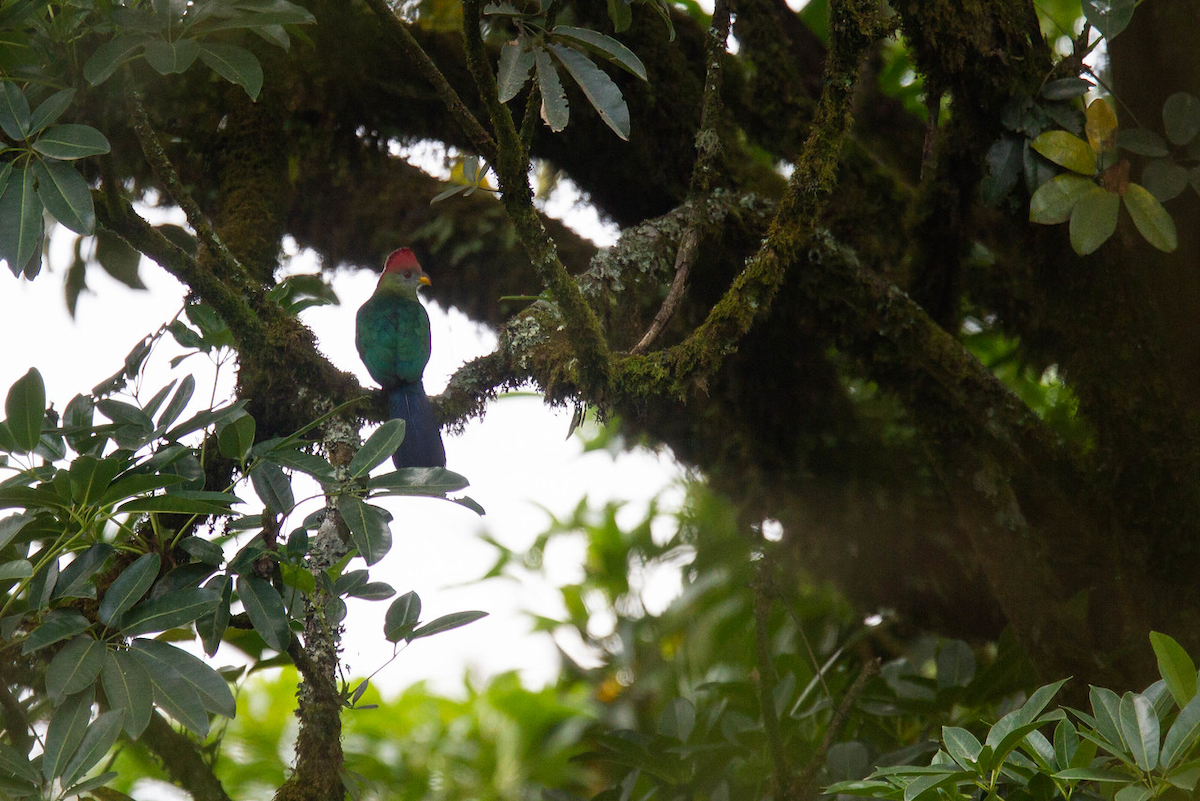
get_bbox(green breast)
[355,293,432,387]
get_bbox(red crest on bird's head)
[383,248,421,274]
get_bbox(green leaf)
[1123,182,1178,253]
[1069,186,1119,255]
[59,708,123,789]
[98,552,160,626]
[68,455,121,506]
[498,39,534,103]
[1054,718,1080,770]
[1031,130,1096,175]
[410,609,488,640]
[102,648,153,737]
[250,461,295,514]
[1117,128,1170,157]
[0,166,41,278]
[550,26,646,80]
[606,0,632,32]
[95,472,186,506]
[5,368,44,453]
[366,466,471,495]
[1151,632,1198,708]
[116,489,240,515]
[549,43,630,140]
[937,640,975,689]
[0,512,31,551]
[157,374,195,431]
[143,37,200,74]
[384,590,421,642]
[337,495,392,565]
[1083,0,1135,40]
[198,42,263,100]
[349,581,394,600]
[1163,693,1200,771]
[129,645,209,736]
[32,159,94,235]
[21,609,90,653]
[1163,92,1200,146]
[54,542,113,599]
[83,33,148,85]
[42,687,93,782]
[0,81,30,139]
[236,575,290,651]
[47,635,103,702]
[943,726,983,767]
[262,447,336,483]
[0,557,32,580]
[218,413,255,462]
[348,419,407,477]
[534,47,568,132]
[1120,692,1160,771]
[132,639,235,718]
[196,575,231,656]
[28,88,75,135]
[1053,767,1134,782]
[119,587,220,636]
[0,741,39,785]
[32,124,111,160]
[659,697,695,742]
[1141,159,1190,202]
[1041,78,1092,100]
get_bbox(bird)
[355,248,446,468]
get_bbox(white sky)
[0,207,686,696]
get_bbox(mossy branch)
[142,711,233,801]
[363,0,498,163]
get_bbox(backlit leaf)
[1085,99,1118,154]
[1123,182,1177,253]
[1029,174,1095,225]
[1069,186,1118,255]
[1083,0,1135,40]
[1031,131,1096,175]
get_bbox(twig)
[632,0,732,354]
[124,80,248,290]
[794,659,880,799]
[363,0,498,163]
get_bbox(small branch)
[363,0,498,163]
[142,711,233,801]
[124,80,249,290]
[632,0,731,354]
[794,659,880,799]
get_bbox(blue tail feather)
[386,383,446,468]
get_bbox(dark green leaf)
[1163,92,1200,146]
[1117,128,1170,157]
[63,393,96,452]
[1041,78,1092,100]
[410,609,488,640]
[218,413,255,462]
[384,590,421,642]
[59,708,123,788]
[937,640,975,689]
[348,419,406,477]
[263,447,336,483]
[96,229,146,289]
[1,169,49,276]
[1083,0,1134,40]
[42,687,93,782]
[498,39,534,103]
[143,37,200,73]
[47,635,104,702]
[366,466,471,494]
[53,543,113,599]
[1139,159,1189,202]
[21,609,89,653]
[943,726,983,767]
[156,374,195,431]
[0,741,39,784]
[28,88,75,135]
[349,581,395,600]
[196,575,231,656]
[99,552,160,626]
[549,43,630,139]
[1123,182,1177,252]
[551,26,646,80]
[0,557,31,580]
[32,158,94,234]
[102,648,153,737]
[0,80,30,139]
[535,47,568,132]
[1163,694,1200,771]
[96,398,154,430]
[83,33,148,85]
[133,638,235,717]
[116,489,240,515]
[236,574,290,650]
[5,368,44,453]
[198,42,263,99]
[68,454,121,505]
[606,0,632,32]
[163,400,247,441]
[1053,767,1134,782]
[180,536,224,566]
[0,512,31,550]
[129,645,209,736]
[119,586,219,636]
[96,472,186,506]
[32,124,111,160]
[337,495,392,565]
[1069,185,1119,255]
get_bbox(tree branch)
[142,711,233,801]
